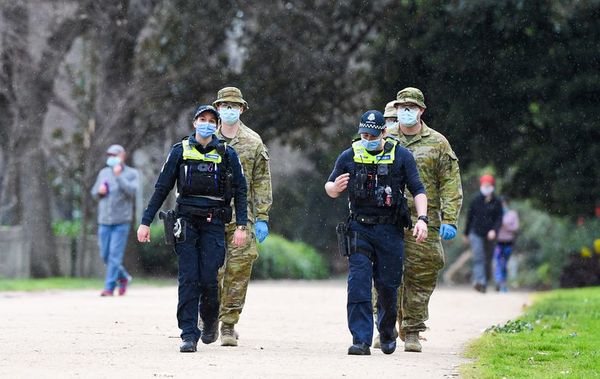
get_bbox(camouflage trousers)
[218,222,258,325]
[373,227,445,333]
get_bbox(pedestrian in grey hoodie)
[91,144,139,296]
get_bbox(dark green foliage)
[559,251,600,288]
[136,224,178,276]
[371,0,600,217]
[132,225,330,279]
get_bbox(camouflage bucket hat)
[394,87,426,109]
[212,86,249,110]
[383,100,397,118]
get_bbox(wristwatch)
[236,225,247,231]
[417,215,429,225]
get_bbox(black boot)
[199,284,219,345]
[348,342,371,355]
[180,339,197,353]
[380,340,396,355]
[201,321,219,344]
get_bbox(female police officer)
[325,110,428,356]
[137,105,248,353]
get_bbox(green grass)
[463,286,600,379]
[0,277,174,292]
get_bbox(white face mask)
[480,185,494,197]
[385,120,398,129]
[397,107,420,127]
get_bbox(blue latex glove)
[255,220,269,243]
[439,224,457,240]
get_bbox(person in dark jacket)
[137,105,248,353]
[463,174,503,293]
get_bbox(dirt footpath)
[0,281,529,378]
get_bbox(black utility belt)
[350,213,397,225]
[176,204,231,223]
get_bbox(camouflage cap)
[212,86,249,110]
[383,100,397,118]
[394,87,426,109]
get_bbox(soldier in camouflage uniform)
[211,87,272,347]
[374,88,462,352]
[383,100,399,136]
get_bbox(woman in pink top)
[494,197,519,292]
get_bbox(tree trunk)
[1,2,92,277]
[19,138,58,277]
[0,153,21,225]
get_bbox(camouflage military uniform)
[217,121,272,325]
[390,121,462,333]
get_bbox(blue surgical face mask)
[195,122,217,138]
[106,156,121,167]
[398,107,420,127]
[220,108,240,124]
[361,137,382,151]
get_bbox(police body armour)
[349,138,405,213]
[179,139,231,199]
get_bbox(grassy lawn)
[0,277,174,292]
[463,286,600,378]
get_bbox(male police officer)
[211,87,273,346]
[325,110,428,356]
[137,105,248,353]
[386,87,463,352]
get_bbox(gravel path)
[0,280,529,378]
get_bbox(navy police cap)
[193,104,220,121]
[358,110,385,137]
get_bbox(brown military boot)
[373,334,381,349]
[399,327,406,342]
[404,332,422,352]
[220,323,237,346]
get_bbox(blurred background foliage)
[2,0,599,285]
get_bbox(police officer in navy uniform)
[137,105,248,353]
[325,110,428,356]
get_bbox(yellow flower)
[581,246,592,258]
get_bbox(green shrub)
[445,169,599,289]
[134,227,329,279]
[253,234,329,279]
[512,203,600,289]
[137,223,178,276]
[52,219,81,238]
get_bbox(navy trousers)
[347,221,404,346]
[175,218,226,342]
